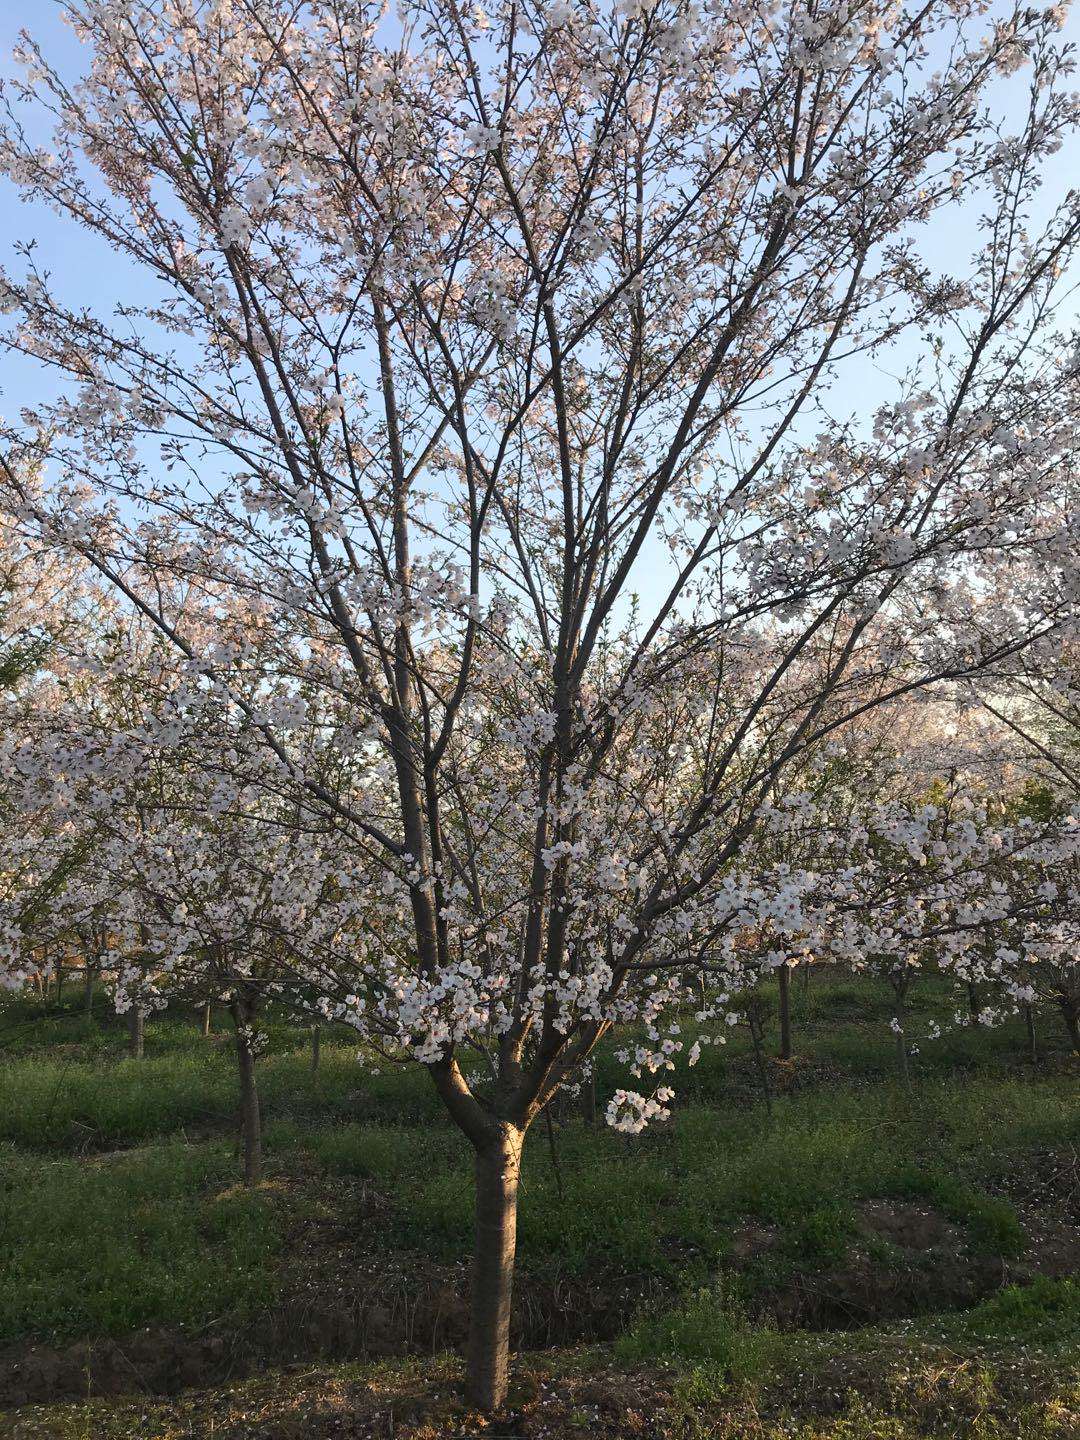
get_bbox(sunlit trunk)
[466,1124,522,1412]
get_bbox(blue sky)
[2,2,1078,448]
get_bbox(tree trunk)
[891,969,910,1088]
[580,1070,596,1125]
[967,979,981,1026]
[466,1125,522,1412]
[894,1023,909,1087]
[127,1007,144,1059]
[311,1024,321,1073]
[1025,1003,1038,1064]
[1060,999,1080,1057]
[778,964,793,1060]
[748,1012,773,1117]
[230,1002,262,1186]
[202,1001,212,1037]
[84,962,95,1017]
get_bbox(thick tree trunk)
[230,1001,262,1186]
[127,1007,144,1059]
[778,964,793,1060]
[466,1125,522,1412]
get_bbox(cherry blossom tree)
[0,506,102,998]
[1,0,1079,1408]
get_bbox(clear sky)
[1,1,1078,454]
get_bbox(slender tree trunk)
[84,962,95,1017]
[748,1012,773,1117]
[466,1125,522,1412]
[580,1070,596,1125]
[311,1024,321,1073]
[202,1001,212,1038]
[55,957,65,1008]
[891,969,910,1089]
[1025,1003,1038,1064]
[967,979,981,1026]
[1060,999,1080,1057]
[127,1007,144,1059]
[778,964,793,1060]
[230,1001,262,1186]
[894,1027,909,1086]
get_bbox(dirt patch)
[727,1221,782,1263]
[5,1181,1079,1409]
[1002,1145,1080,1221]
[756,1251,1009,1330]
[744,1198,1080,1332]
[0,1266,672,1408]
[857,1199,964,1251]
[5,1343,1078,1440]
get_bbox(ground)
[0,974,1077,1437]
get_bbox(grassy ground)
[1,973,1077,1437]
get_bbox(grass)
[0,1140,283,1342]
[936,1276,1080,1347]
[1,972,1078,1436]
[5,1337,1079,1439]
[615,1280,782,1382]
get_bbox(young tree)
[2,0,1079,1408]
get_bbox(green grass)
[952,1276,1080,1346]
[0,1140,283,1342]
[263,1069,1074,1280]
[886,1166,1026,1257]
[8,1339,1078,1440]
[615,1280,781,1382]
[0,975,1077,1362]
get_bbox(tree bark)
[891,969,911,1088]
[311,1024,321,1073]
[230,1001,263,1186]
[748,1010,773,1117]
[894,1023,909,1087]
[84,962,95,1017]
[202,1001,213,1037]
[778,964,793,1060]
[580,1070,596,1125]
[967,979,981,1026]
[466,1125,522,1412]
[1025,1003,1038,1064]
[127,1007,144,1059]
[1060,999,1080,1057]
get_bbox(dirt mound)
[6,1186,1079,1409]
[0,1268,671,1408]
